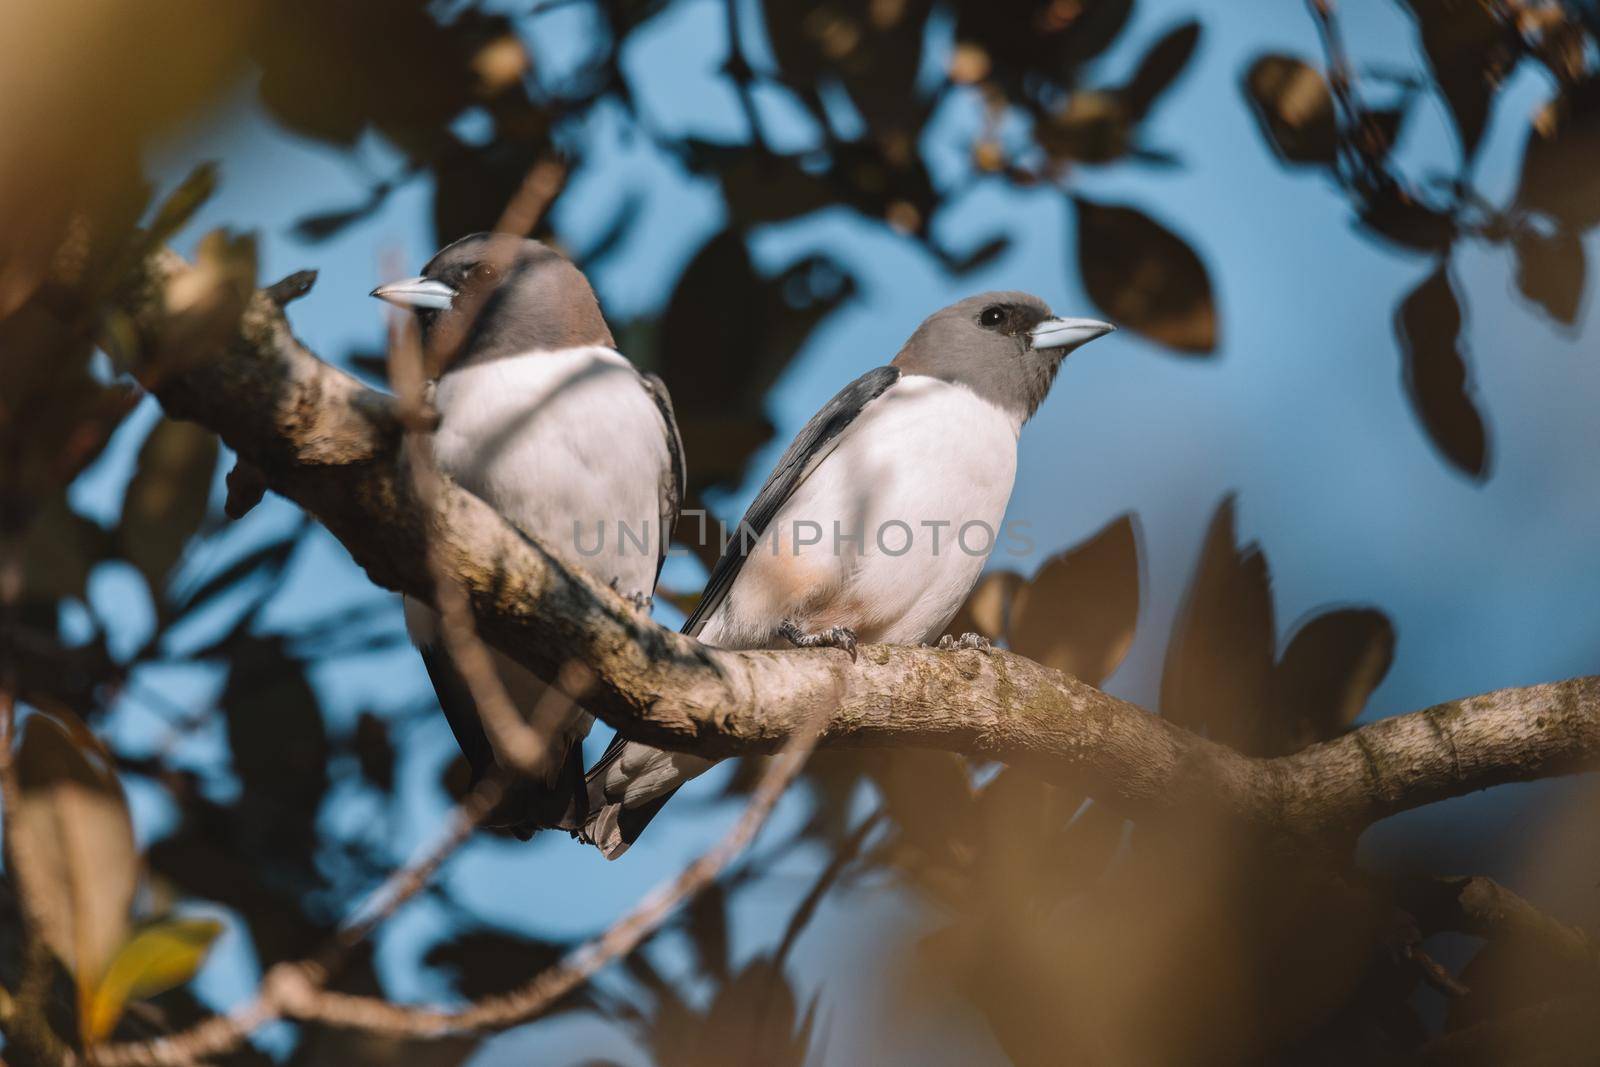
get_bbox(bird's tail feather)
[578,739,714,859]
[490,739,589,840]
[580,790,675,859]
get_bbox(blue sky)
[61,0,1600,1061]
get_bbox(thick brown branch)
[126,252,1600,842]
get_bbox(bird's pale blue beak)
[1030,317,1116,351]
[370,276,456,310]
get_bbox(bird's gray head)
[370,234,613,370]
[890,292,1114,422]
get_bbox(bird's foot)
[609,578,653,615]
[779,619,858,662]
[937,632,992,652]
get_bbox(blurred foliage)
[1,0,1598,1063]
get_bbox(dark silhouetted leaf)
[1365,107,1408,159]
[1513,223,1586,324]
[1243,55,1337,165]
[1395,267,1491,479]
[872,750,975,863]
[658,231,854,496]
[1515,77,1600,231]
[944,235,1011,275]
[1041,21,1198,165]
[695,958,817,1067]
[352,712,395,793]
[1121,21,1201,120]
[1074,197,1216,353]
[1403,0,1513,160]
[220,637,330,882]
[685,883,731,982]
[291,185,389,243]
[1007,514,1142,686]
[12,711,138,1017]
[84,917,223,1044]
[119,418,218,593]
[1161,495,1275,753]
[424,930,575,1004]
[21,493,110,604]
[1357,188,1458,252]
[1039,90,1133,165]
[1,337,138,496]
[952,0,1133,93]
[1269,608,1395,755]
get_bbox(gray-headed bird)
[582,292,1112,857]
[373,234,684,838]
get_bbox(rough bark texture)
[128,251,1600,840]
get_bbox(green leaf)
[83,917,224,1044]
[10,712,138,1021]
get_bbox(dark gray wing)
[680,364,901,637]
[420,642,580,840]
[640,371,686,586]
[419,643,495,778]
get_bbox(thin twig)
[1404,943,1470,998]
[89,694,828,1060]
[1305,0,1390,185]
[331,773,507,955]
[84,773,506,1067]
[283,698,828,1037]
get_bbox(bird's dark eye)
[979,305,1006,328]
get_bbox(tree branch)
[124,251,1600,845]
[1404,874,1600,969]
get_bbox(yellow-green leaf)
[83,917,224,1044]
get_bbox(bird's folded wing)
[679,363,901,637]
[640,370,686,585]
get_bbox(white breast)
[428,346,672,600]
[704,374,1020,649]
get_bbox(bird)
[580,291,1114,858]
[372,233,684,838]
